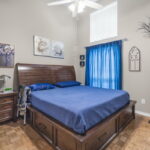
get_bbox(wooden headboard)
[16,63,76,87]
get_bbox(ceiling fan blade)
[85,0,103,9]
[48,0,74,6]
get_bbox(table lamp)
[0,75,11,93]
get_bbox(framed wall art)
[80,55,85,60]
[33,35,64,59]
[80,55,85,67]
[80,61,85,67]
[34,35,51,57]
[0,43,15,68]
[51,41,64,59]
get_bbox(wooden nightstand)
[0,92,17,123]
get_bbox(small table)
[0,91,17,123]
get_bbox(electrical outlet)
[141,98,146,104]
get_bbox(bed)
[30,86,130,135]
[16,63,136,150]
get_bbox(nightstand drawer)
[0,110,13,122]
[0,97,13,104]
[0,92,17,123]
[0,102,13,112]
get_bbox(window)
[90,2,117,42]
[86,40,122,90]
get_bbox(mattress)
[29,86,129,134]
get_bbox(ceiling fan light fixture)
[48,0,103,18]
[68,1,85,14]
[68,4,75,12]
[78,1,85,13]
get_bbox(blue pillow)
[55,81,81,88]
[29,83,55,91]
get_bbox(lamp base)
[0,90,4,93]
[0,90,13,94]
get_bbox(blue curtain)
[85,40,122,90]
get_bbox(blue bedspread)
[29,86,129,134]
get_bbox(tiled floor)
[106,115,150,150]
[0,115,150,150]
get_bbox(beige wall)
[76,0,150,114]
[0,0,77,88]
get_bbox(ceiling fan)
[47,0,103,17]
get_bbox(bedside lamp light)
[0,75,11,93]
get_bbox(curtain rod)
[85,38,128,48]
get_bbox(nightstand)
[0,92,17,123]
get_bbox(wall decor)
[51,41,64,59]
[34,36,51,57]
[80,55,85,60]
[138,17,150,37]
[129,46,141,72]
[80,61,85,67]
[0,43,14,68]
[33,35,64,59]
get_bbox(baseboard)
[136,110,150,117]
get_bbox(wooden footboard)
[27,101,136,150]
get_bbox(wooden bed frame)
[16,63,136,150]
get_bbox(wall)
[76,0,150,114]
[0,0,77,88]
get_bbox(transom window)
[90,2,118,42]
